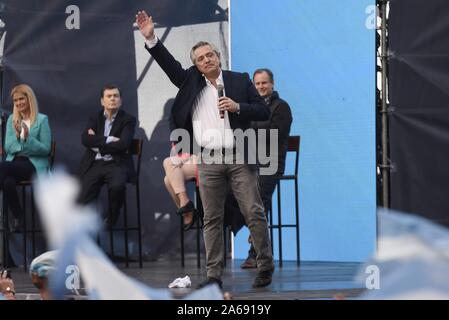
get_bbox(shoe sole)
[252,280,272,288]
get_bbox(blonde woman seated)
[163,152,198,230]
[0,84,52,231]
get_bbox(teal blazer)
[4,113,52,175]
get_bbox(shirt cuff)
[145,36,158,49]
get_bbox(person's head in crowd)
[11,84,39,126]
[30,250,58,300]
[190,41,221,79]
[101,84,122,118]
[253,68,274,98]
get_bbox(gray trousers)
[198,162,274,279]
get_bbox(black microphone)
[217,84,225,119]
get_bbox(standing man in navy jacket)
[136,10,275,288]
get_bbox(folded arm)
[99,117,136,155]
[81,115,107,148]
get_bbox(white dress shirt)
[191,73,234,149]
[93,111,118,161]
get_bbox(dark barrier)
[389,0,449,226]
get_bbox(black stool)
[1,141,56,271]
[100,139,143,268]
[268,135,300,267]
[180,180,203,268]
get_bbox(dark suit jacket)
[252,91,293,175]
[145,40,270,154]
[78,109,137,183]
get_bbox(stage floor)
[8,256,365,300]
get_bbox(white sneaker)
[168,276,191,288]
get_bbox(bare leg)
[164,176,180,207]
[163,157,194,225]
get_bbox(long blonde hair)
[11,84,39,126]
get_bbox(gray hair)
[190,41,221,64]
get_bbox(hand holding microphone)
[217,84,225,119]
[217,85,240,118]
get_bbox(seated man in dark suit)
[78,84,136,227]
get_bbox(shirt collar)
[264,96,271,104]
[203,71,224,87]
[264,91,279,105]
[103,110,118,121]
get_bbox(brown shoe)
[240,257,257,269]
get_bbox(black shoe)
[183,210,198,231]
[197,277,223,290]
[252,269,273,288]
[177,201,196,231]
[177,200,195,216]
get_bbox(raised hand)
[136,10,155,41]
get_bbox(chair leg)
[196,216,201,269]
[180,215,185,267]
[277,181,283,268]
[123,196,129,268]
[136,183,143,268]
[2,198,9,267]
[22,186,27,271]
[108,191,114,261]
[295,178,300,265]
[31,187,36,259]
[269,199,274,255]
